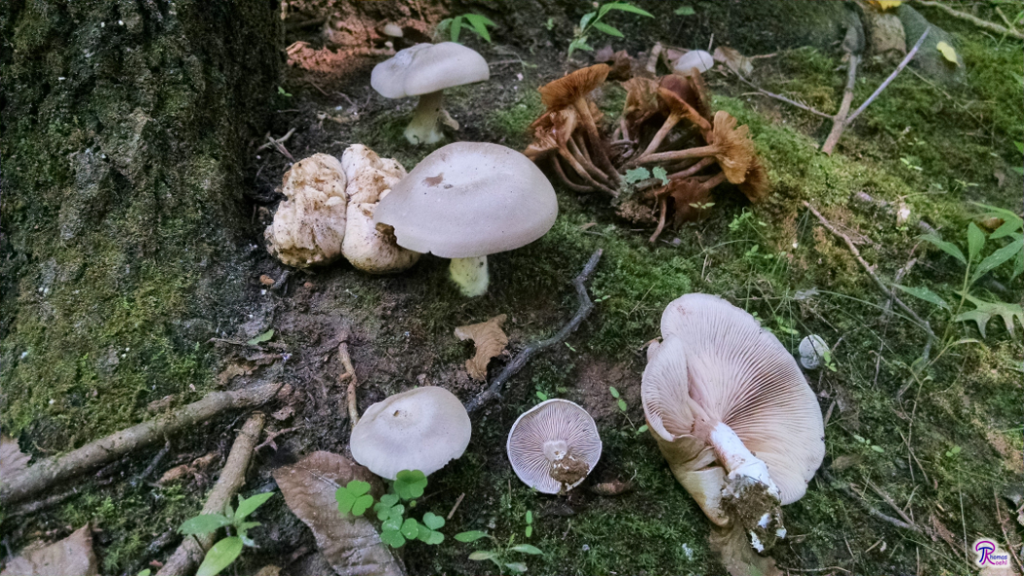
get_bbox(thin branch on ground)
[803,201,936,347]
[337,342,360,425]
[466,250,603,413]
[255,426,300,452]
[821,21,863,155]
[863,477,917,527]
[0,382,281,504]
[728,69,833,119]
[156,413,265,576]
[850,191,938,235]
[914,0,1024,40]
[824,471,923,533]
[446,493,466,520]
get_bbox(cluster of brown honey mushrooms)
[260,41,817,576]
[525,59,768,242]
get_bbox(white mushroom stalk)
[449,255,488,297]
[405,90,448,145]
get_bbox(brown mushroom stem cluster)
[525,62,769,242]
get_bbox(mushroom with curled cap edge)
[371,42,490,145]
[506,399,602,495]
[374,142,558,297]
[641,294,825,554]
[350,386,471,480]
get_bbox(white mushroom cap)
[643,294,825,512]
[674,49,715,73]
[371,42,489,99]
[373,142,558,259]
[798,335,829,370]
[264,153,348,268]
[350,387,471,480]
[506,399,602,494]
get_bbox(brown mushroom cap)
[350,387,471,480]
[707,111,756,184]
[643,294,825,510]
[538,64,610,110]
[373,142,558,259]
[506,399,603,494]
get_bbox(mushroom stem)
[405,90,448,145]
[707,422,779,498]
[450,255,489,297]
[637,143,719,165]
[668,156,716,179]
[635,112,682,162]
[573,98,621,185]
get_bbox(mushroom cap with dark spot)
[374,142,558,259]
[506,399,602,494]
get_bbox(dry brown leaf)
[272,405,296,421]
[217,362,252,386]
[157,464,192,485]
[273,451,404,576]
[713,47,753,76]
[454,314,509,381]
[709,524,781,576]
[0,434,30,479]
[929,514,960,550]
[254,566,282,576]
[0,524,99,576]
[589,479,633,496]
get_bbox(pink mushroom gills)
[373,142,558,297]
[641,294,825,555]
[371,42,490,145]
[506,399,602,495]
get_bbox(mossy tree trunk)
[0,0,280,448]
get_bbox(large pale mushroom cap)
[506,399,602,494]
[350,387,471,480]
[264,153,348,268]
[643,294,825,513]
[373,142,558,259]
[371,42,489,99]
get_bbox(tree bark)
[0,0,280,447]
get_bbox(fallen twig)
[156,413,265,576]
[0,382,281,504]
[850,191,937,235]
[446,493,466,520]
[803,201,936,347]
[466,250,603,413]
[824,471,922,533]
[822,27,930,154]
[337,342,360,425]
[913,0,1024,40]
[821,21,862,156]
[729,70,833,119]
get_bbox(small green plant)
[544,17,555,31]
[456,530,544,574]
[852,434,885,454]
[944,445,962,459]
[335,470,446,549]
[436,13,497,43]
[524,510,534,538]
[177,492,275,576]
[608,386,648,436]
[276,86,292,98]
[674,5,695,16]
[567,2,654,58]
[895,204,1023,340]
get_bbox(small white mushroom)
[798,335,829,370]
[371,42,490,145]
[674,49,715,73]
[506,399,602,494]
[374,142,558,297]
[350,387,471,480]
[264,154,348,268]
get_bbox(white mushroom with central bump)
[371,42,490,145]
[506,399,602,494]
[350,387,472,480]
[374,142,558,297]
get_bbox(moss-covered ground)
[2,1,1021,575]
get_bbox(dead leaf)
[260,274,276,286]
[217,362,253,386]
[0,524,99,576]
[255,566,282,576]
[146,395,174,413]
[589,479,633,496]
[272,406,296,421]
[709,524,781,576]
[936,41,959,65]
[0,434,30,479]
[454,314,509,381]
[157,464,192,485]
[867,0,902,9]
[713,47,753,76]
[830,454,863,471]
[929,514,959,550]
[273,452,404,576]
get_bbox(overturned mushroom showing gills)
[264,154,348,267]
[507,399,602,494]
[641,294,824,555]
[350,387,471,480]
[339,144,420,273]
[374,142,558,297]
[371,42,489,145]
